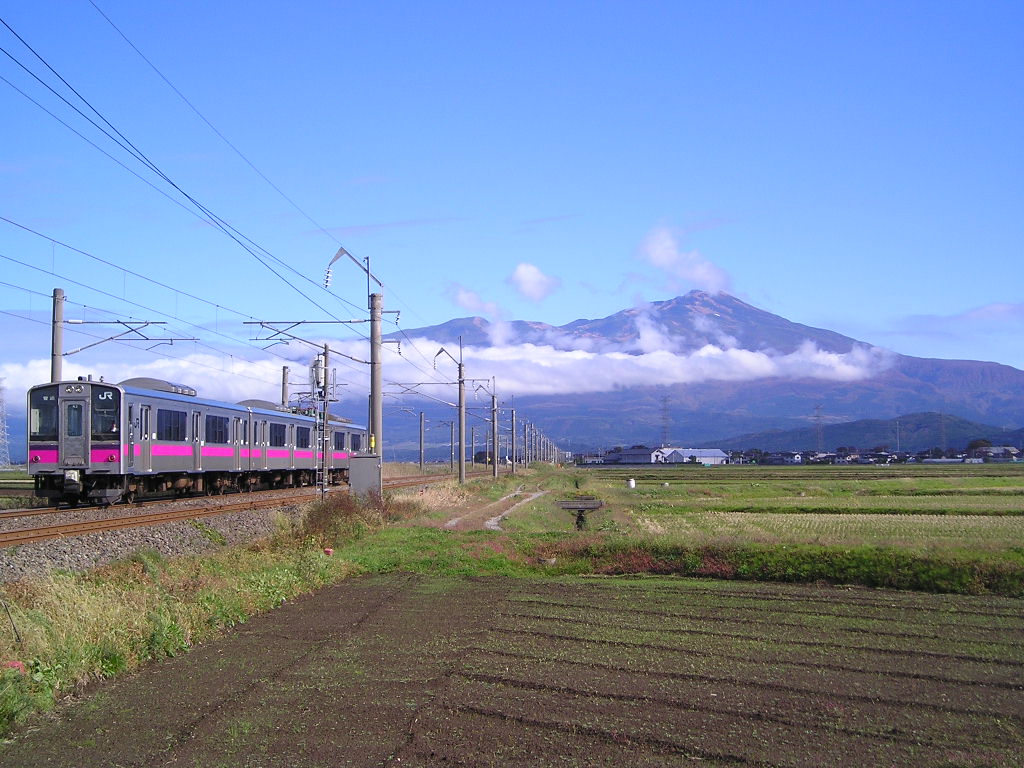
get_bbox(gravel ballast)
[0,493,313,582]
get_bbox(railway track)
[0,495,302,547]
[0,470,486,548]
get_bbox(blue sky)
[1,0,1022,417]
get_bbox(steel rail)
[0,470,485,546]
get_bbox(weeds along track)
[0,473,463,547]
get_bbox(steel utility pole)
[434,341,466,484]
[320,344,330,498]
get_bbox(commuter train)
[26,377,368,506]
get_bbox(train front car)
[27,380,126,506]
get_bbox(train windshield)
[28,386,58,442]
[91,385,120,441]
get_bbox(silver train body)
[26,377,367,505]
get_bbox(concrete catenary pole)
[51,288,64,383]
[510,408,517,476]
[491,391,498,478]
[457,356,466,484]
[418,411,425,473]
[369,293,383,456]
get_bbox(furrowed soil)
[3,574,1022,767]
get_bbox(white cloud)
[382,335,893,398]
[449,285,501,318]
[2,336,896,424]
[507,262,561,302]
[639,226,731,294]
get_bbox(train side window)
[156,409,187,441]
[206,415,229,444]
[351,433,361,452]
[269,423,287,447]
[296,426,311,448]
[334,431,346,451]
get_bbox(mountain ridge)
[388,290,1024,453]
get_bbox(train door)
[61,394,89,468]
[192,410,203,471]
[256,420,268,470]
[233,417,244,471]
[139,406,152,472]
[127,404,135,468]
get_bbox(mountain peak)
[396,291,863,355]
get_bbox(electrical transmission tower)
[660,395,671,448]
[0,379,11,469]
[814,404,824,454]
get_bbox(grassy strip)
[530,537,1024,597]
[327,526,1024,597]
[0,491,420,735]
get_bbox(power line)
[0,216,373,383]
[86,2,447,339]
[0,16,360,321]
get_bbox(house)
[762,452,803,465]
[654,448,730,466]
[604,446,730,465]
[976,446,1021,462]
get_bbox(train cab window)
[269,423,287,447]
[66,403,84,437]
[29,386,58,442]
[91,386,120,441]
[156,409,187,441]
[296,426,311,449]
[206,415,229,444]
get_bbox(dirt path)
[442,486,546,531]
[3,574,1022,767]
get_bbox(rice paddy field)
[507,463,1024,556]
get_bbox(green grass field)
[505,463,1024,553]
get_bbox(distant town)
[578,442,1021,466]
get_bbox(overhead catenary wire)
[83,3,447,343]
[73,6,479,394]
[0,16,363,323]
[0,246,371,389]
[2,13,551,448]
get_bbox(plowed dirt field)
[3,573,1021,767]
